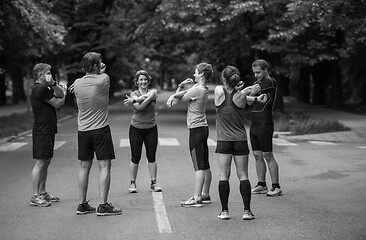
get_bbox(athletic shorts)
[33,134,55,160]
[215,140,249,155]
[189,126,210,171]
[78,125,115,161]
[250,124,274,152]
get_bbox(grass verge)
[0,106,77,139]
[273,112,349,135]
[0,107,350,140]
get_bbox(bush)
[273,112,349,135]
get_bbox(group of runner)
[29,52,282,219]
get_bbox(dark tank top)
[216,88,247,141]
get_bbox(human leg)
[30,159,52,207]
[233,154,253,214]
[202,168,212,201]
[129,126,144,191]
[98,159,111,204]
[31,134,55,206]
[263,151,282,196]
[78,160,93,204]
[263,151,279,184]
[218,153,232,212]
[145,126,158,183]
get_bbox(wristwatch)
[132,99,136,103]
[254,97,258,102]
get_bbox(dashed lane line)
[308,141,337,146]
[273,138,298,146]
[152,192,172,234]
[0,142,27,151]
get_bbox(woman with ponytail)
[214,65,266,220]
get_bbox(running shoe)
[266,187,282,197]
[218,211,230,220]
[129,182,137,193]
[150,182,162,192]
[181,197,203,208]
[97,202,122,216]
[242,210,255,220]
[201,195,211,204]
[251,185,268,194]
[41,192,60,202]
[76,201,96,215]
[30,195,52,207]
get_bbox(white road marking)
[159,138,179,146]
[152,192,172,234]
[119,139,130,147]
[309,141,337,146]
[0,142,27,151]
[273,138,298,146]
[357,146,366,149]
[207,138,216,146]
[119,138,181,147]
[54,141,66,150]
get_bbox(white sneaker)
[129,182,137,193]
[181,197,203,207]
[266,187,282,197]
[218,211,230,220]
[242,210,255,220]
[251,185,268,194]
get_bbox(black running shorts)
[215,140,249,155]
[250,124,274,152]
[78,125,115,161]
[33,134,55,160]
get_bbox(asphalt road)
[0,97,365,240]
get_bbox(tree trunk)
[298,67,310,103]
[328,60,343,109]
[0,71,6,105]
[311,63,328,104]
[9,66,26,104]
[274,75,284,112]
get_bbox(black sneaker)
[97,202,122,216]
[201,195,211,204]
[76,201,96,215]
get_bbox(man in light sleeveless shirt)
[167,62,213,207]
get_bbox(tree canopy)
[1,0,366,109]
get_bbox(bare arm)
[166,78,193,108]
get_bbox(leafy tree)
[253,0,366,108]
[0,0,66,104]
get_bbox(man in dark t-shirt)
[248,59,282,197]
[30,63,66,207]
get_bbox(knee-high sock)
[218,180,230,211]
[240,180,251,211]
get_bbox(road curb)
[0,114,76,144]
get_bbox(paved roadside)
[1,92,366,144]
[278,97,366,143]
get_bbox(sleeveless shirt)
[216,88,247,141]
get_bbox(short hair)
[134,70,152,86]
[252,59,270,70]
[221,65,240,88]
[33,63,51,80]
[196,62,213,81]
[82,52,102,73]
